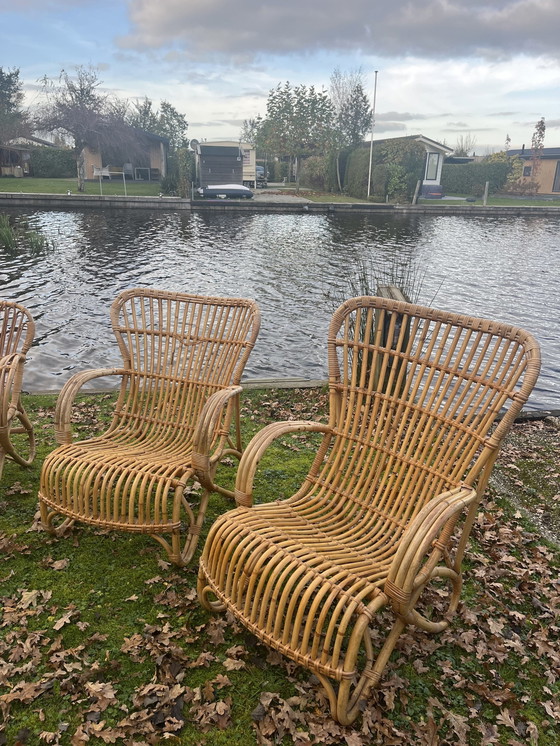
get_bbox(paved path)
[252,189,311,203]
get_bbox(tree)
[36,66,116,190]
[329,68,371,191]
[128,97,160,134]
[128,97,188,151]
[258,82,335,186]
[158,101,188,150]
[330,68,371,147]
[0,67,29,145]
[530,116,546,182]
[36,67,174,192]
[240,117,263,146]
[453,133,477,157]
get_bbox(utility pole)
[367,70,378,199]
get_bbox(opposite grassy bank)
[1,388,559,746]
[3,178,560,208]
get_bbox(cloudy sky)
[2,0,559,152]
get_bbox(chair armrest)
[0,352,21,370]
[234,420,331,507]
[54,367,128,444]
[385,484,477,623]
[191,385,244,486]
[0,353,25,427]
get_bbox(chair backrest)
[108,288,260,442]
[0,300,35,358]
[324,296,540,526]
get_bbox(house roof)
[193,140,253,150]
[7,136,59,149]
[508,147,560,159]
[370,134,453,155]
[131,127,169,145]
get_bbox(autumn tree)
[0,67,29,145]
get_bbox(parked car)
[256,165,268,187]
[197,184,254,199]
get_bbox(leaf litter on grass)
[0,391,559,745]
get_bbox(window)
[553,162,560,192]
[425,153,440,181]
[523,165,532,177]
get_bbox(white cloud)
[118,0,560,61]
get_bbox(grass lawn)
[264,185,560,207]
[3,179,560,208]
[1,388,559,745]
[0,177,162,197]
[416,195,560,207]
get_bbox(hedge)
[30,148,75,178]
[441,161,511,196]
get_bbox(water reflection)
[1,207,558,410]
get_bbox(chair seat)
[39,435,194,532]
[200,494,402,680]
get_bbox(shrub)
[343,140,425,201]
[344,147,370,199]
[30,147,75,178]
[299,155,328,190]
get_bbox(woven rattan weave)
[198,295,540,724]
[39,288,260,565]
[0,300,36,480]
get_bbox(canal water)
[1,207,558,410]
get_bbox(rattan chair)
[198,295,540,724]
[0,300,36,480]
[39,288,260,566]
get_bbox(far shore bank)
[3,190,560,217]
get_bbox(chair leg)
[39,499,75,535]
[6,404,36,468]
[197,566,227,612]
[315,615,407,725]
[150,487,213,567]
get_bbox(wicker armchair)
[198,296,540,724]
[0,300,36,480]
[39,288,260,566]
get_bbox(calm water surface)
[1,208,558,410]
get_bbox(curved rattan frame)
[38,288,260,566]
[0,300,36,480]
[198,295,541,724]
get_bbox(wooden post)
[483,181,489,206]
[374,285,411,395]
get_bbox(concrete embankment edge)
[2,192,560,217]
